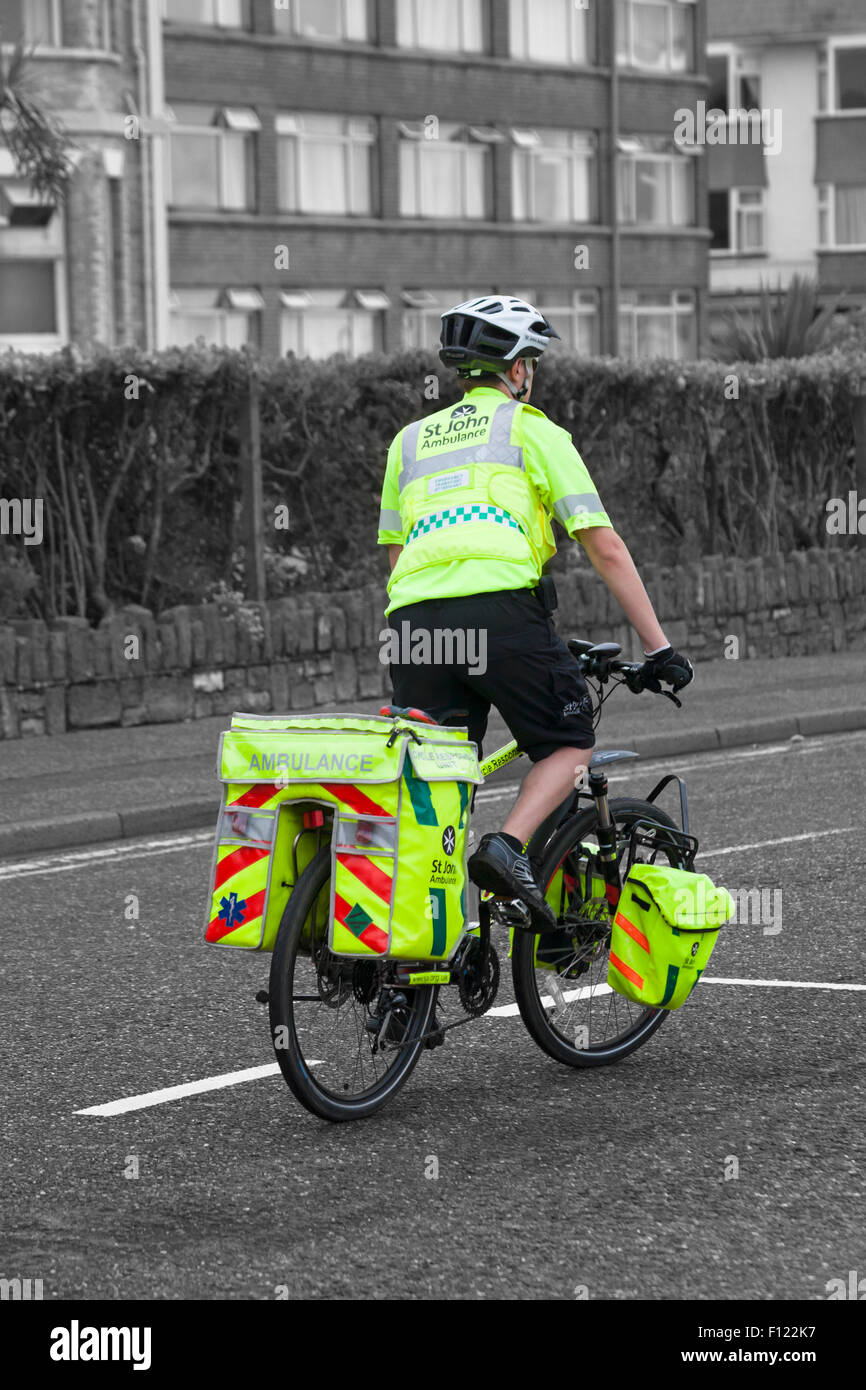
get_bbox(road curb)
[1,708,864,860]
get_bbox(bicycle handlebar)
[569,640,684,705]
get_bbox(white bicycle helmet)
[439,295,560,396]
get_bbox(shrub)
[0,344,861,623]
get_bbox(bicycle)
[264,638,698,1122]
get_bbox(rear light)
[303,810,325,829]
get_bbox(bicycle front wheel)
[268,846,437,1122]
[512,799,685,1068]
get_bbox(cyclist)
[377,295,693,930]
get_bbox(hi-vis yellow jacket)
[377,386,611,614]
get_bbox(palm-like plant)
[0,36,72,203]
[714,275,844,361]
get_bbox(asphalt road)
[1,730,864,1301]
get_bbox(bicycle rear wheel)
[512,799,685,1068]
[268,846,437,1122]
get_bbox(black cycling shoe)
[468,833,557,932]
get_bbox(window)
[0,151,63,345]
[276,114,375,215]
[619,140,693,226]
[273,0,367,41]
[735,190,765,253]
[396,0,484,54]
[619,291,696,359]
[168,104,258,210]
[163,0,249,27]
[836,47,866,111]
[401,287,480,350]
[168,288,262,347]
[0,0,63,45]
[836,186,866,246]
[709,190,729,251]
[399,122,489,219]
[0,260,56,334]
[281,289,386,358]
[616,0,695,74]
[818,185,830,247]
[509,0,589,66]
[707,54,729,110]
[710,189,765,253]
[512,130,597,223]
[533,291,600,355]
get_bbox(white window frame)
[168,287,261,348]
[818,183,832,247]
[511,129,597,223]
[508,0,590,67]
[0,0,66,47]
[395,0,485,54]
[711,187,766,256]
[275,113,376,216]
[161,0,249,28]
[733,188,765,254]
[616,0,697,75]
[520,289,600,355]
[618,290,696,360]
[0,168,67,348]
[826,35,866,115]
[618,141,694,227]
[399,123,490,221]
[273,0,368,42]
[822,183,866,251]
[167,105,259,210]
[280,289,385,359]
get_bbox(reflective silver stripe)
[378,509,402,533]
[399,400,523,493]
[554,492,605,523]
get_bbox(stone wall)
[0,549,863,739]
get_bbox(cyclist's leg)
[501,744,592,846]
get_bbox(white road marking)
[701,976,866,992]
[75,1060,320,1117]
[76,973,865,1116]
[697,827,856,859]
[3,731,863,882]
[0,829,214,881]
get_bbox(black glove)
[639,646,694,694]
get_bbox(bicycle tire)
[268,846,437,1122]
[512,798,684,1068]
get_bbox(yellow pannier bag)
[204,713,482,961]
[607,863,734,1010]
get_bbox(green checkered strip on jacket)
[406,505,524,546]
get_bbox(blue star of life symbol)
[218,892,247,930]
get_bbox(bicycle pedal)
[491,898,532,928]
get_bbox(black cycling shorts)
[387,588,596,761]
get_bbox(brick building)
[0,0,167,352]
[707,0,866,330]
[1,0,711,359]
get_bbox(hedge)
[0,343,861,624]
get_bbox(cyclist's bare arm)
[388,545,403,572]
[578,527,667,653]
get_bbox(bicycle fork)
[588,767,623,909]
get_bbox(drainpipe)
[609,2,621,355]
[131,0,155,348]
